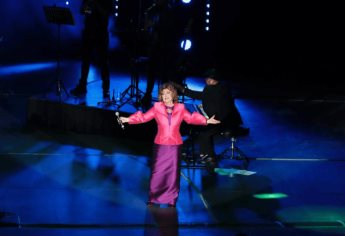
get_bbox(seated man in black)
[173,69,248,165]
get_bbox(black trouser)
[80,30,110,92]
[195,125,221,157]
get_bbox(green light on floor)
[253,193,288,199]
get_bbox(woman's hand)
[206,115,221,125]
[120,117,129,123]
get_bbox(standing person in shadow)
[119,83,220,207]
[140,0,179,110]
[173,68,249,166]
[70,0,114,99]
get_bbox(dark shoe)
[147,202,154,207]
[70,84,87,96]
[182,152,193,164]
[168,204,176,208]
[103,90,110,99]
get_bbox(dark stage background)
[0,0,343,93]
[1,2,345,234]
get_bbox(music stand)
[116,56,146,109]
[43,5,74,101]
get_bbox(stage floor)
[1,60,345,235]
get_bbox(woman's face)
[161,88,173,104]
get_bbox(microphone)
[115,111,125,129]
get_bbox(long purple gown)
[148,144,181,205]
[148,107,181,205]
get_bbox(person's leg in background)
[141,45,160,110]
[98,32,110,98]
[197,125,220,164]
[70,32,93,96]
[141,60,155,110]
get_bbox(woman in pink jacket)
[120,83,220,207]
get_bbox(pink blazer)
[128,102,207,145]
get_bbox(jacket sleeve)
[183,88,203,100]
[128,107,155,124]
[182,108,207,125]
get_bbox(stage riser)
[27,98,157,141]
